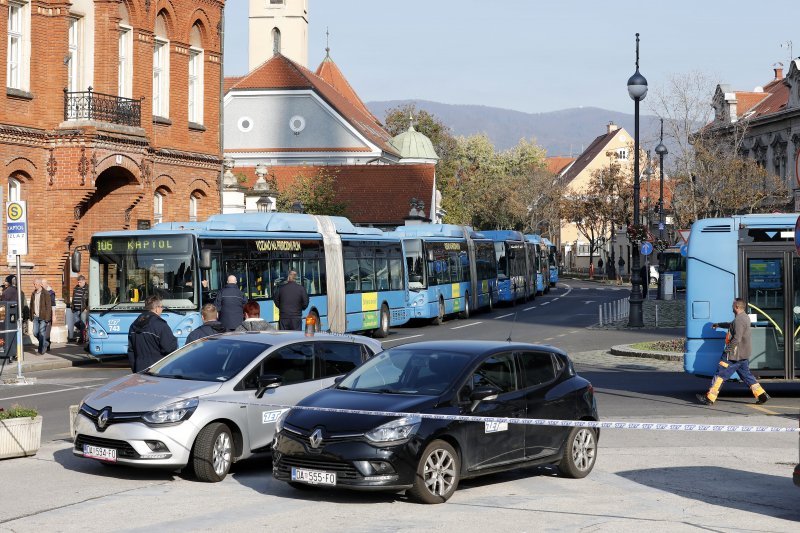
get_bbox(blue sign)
[640,242,653,256]
[6,223,25,233]
[658,222,665,231]
[680,244,688,257]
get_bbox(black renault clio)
[272,340,598,504]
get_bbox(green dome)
[390,125,439,161]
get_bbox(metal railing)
[63,87,142,127]
[598,297,630,326]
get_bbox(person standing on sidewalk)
[597,258,605,281]
[30,279,52,355]
[274,271,308,331]
[127,295,177,372]
[71,275,89,343]
[42,278,56,351]
[214,275,247,331]
[697,298,770,405]
[617,257,625,285]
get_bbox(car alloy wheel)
[558,427,597,479]
[213,431,233,476]
[409,440,460,504]
[192,422,234,482]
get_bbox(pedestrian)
[235,300,274,332]
[214,274,247,331]
[617,257,625,285]
[640,264,648,299]
[597,258,605,281]
[29,278,52,355]
[274,270,309,331]
[71,275,89,343]
[697,298,770,405]
[1,275,17,302]
[127,295,178,373]
[41,278,56,350]
[185,303,226,343]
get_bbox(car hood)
[82,374,223,412]
[286,388,440,433]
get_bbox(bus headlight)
[411,294,425,307]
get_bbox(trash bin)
[660,273,674,300]
[0,301,19,360]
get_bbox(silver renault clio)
[73,331,382,482]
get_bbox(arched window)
[154,191,163,224]
[153,12,170,118]
[8,178,21,202]
[188,24,204,125]
[118,3,132,98]
[272,27,281,55]
[189,194,198,222]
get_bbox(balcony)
[63,87,142,127]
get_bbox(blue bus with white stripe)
[543,237,559,287]
[525,234,550,295]
[76,213,411,355]
[390,224,498,323]
[481,230,532,304]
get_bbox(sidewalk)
[0,341,125,375]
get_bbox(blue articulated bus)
[77,213,411,355]
[543,237,558,287]
[525,234,550,295]
[390,224,498,323]
[481,230,532,304]
[684,213,800,380]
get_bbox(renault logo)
[97,408,110,431]
[309,428,323,449]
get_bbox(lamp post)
[655,118,668,299]
[627,33,647,327]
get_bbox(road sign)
[640,242,653,256]
[680,244,688,257]
[6,201,28,256]
[678,229,691,244]
[658,222,665,231]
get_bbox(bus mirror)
[427,251,435,261]
[199,249,212,271]
[71,250,81,273]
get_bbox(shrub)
[0,405,38,420]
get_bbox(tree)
[276,168,348,216]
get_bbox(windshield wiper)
[160,304,187,316]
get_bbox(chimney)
[607,121,619,134]
[773,62,784,81]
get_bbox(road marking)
[523,306,537,311]
[583,300,596,304]
[451,322,483,330]
[748,404,780,415]
[553,297,560,301]
[382,334,424,344]
[494,313,514,319]
[557,333,568,337]
[0,384,99,401]
[544,337,555,341]
[581,287,589,290]
[541,302,550,306]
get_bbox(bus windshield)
[89,235,198,311]
[404,239,426,290]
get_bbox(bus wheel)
[488,295,494,312]
[374,304,390,338]
[459,294,470,319]
[432,298,445,325]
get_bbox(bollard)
[655,304,659,327]
[599,305,603,326]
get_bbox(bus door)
[739,247,797,379]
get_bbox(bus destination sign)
[94,236,191,254]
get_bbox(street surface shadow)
[52,447,180,481]
[617,466,800,522]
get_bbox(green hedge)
[0,405,38,420]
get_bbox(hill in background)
[367,99,669,157]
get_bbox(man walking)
[274,271,309,331]
[127,295,178,372]
[30,278,52,355]
[697,298,770,405]
[215,275,247,331]
[71,275,89,343]
[185,304,226,343]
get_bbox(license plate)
[291,467,336,486]
[83,444,117,462]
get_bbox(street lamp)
[655,118,668,299]
[627,33,647,327]
[291,201,304,214]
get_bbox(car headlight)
[275,409,291,434]
[142,398,199,425]
[365,416,421,444]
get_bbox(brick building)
[1,0,224,301]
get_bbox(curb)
[0,350,127,375]
[610,343,683,362]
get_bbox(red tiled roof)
[745,78,789,118]
[545,156,576,176]
[223,76,243,93]
[228,54,399,157]
[315,55,379,125]
[227,147,368,153]
[234,164,435,225]
[734,91,769,116]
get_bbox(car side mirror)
[333,375,345,384]
[255,374,283,398]
[469,385,500,412]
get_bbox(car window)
[148,338,269,382]
[318,342,363,377]
[471,352,517,393]
[262,343,314,385]
[518,351,557,388]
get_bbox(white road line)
[557,333,568,337]
[0,384,99,401]
[494,313,514,319]
[553,297,560,301]
[451,322,483,330]
[523,306,537,311]
[541,302,550,306]
[544,337,555,341]
[581,287,589,290]
[382,334,424,344]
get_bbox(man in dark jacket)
[1,274,18,302]
[30,278,53,354]
[214,275,246,331]
[274,271,309,331]
[185,304,226,343]
[71,275,89,343]
[127,295,178,372]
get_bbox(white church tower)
[249,0,309,70]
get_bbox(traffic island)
[610,342,683,362]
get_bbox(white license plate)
[83,444,117,462]
[291,467,336,486]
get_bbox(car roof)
[202,331,382,351]
[387,340,567,359]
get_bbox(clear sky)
[224,0,798,115]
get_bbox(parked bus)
[390,224,498,323]
[75,213,411,355]
[481,230,532,303]
[658,244,686,290]
[684,213,800,380]
[543,237,559,287]
[525,234,550,295]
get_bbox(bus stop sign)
[6,201,27,256]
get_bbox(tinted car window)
[262,343,314,385]
[148,338,269,382]
[518,351,557,388]
[318,342,363,377]
[471,352,516,393]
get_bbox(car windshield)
[147,338,270,382]
[338,347,471,395]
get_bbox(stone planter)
[0,415,42,459]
